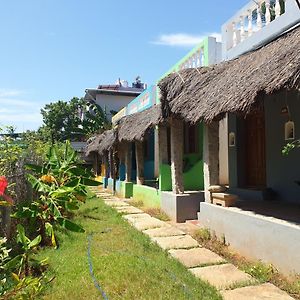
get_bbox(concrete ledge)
[107,178,114,192]
[161,191,204,223]
[115,180,133,198]
[199,202,300,274]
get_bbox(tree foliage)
[40,97,110,142]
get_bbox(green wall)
[159,123,204,192]
[132,184,161,208]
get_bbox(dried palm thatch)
[118,104,164,142]
[85,135,102,157]
[97,129,117,155]
[158,25,300,123]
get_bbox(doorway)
[245,110,266,188]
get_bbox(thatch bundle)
[159,25,300,123]
[118,104,163,142]
[85,135,102,157]
[97,129,117,155]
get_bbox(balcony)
[222,0,300,60]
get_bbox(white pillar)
[265,0,271,25]
[170,118,184,194]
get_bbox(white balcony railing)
[225,0,286,50]
[178,47,205,71]
[222,0,300,59]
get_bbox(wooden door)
[245,110,266,188]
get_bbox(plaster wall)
[228,90,300,202]
[95,94,136,121]
[199,202,300,274]
[162,191,205,223]
[264,90,300,202]
[132,184,160,208]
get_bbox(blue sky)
[0,0,247,132]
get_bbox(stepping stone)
[221,283,294,300]
[143,227,186,238]
[169,248,226,268]
[152,235,199,250]
[104,201,129,207]
[115,206,144,214]
[123,213,152,223]
[132,218,168,231]
[190,264,254,290]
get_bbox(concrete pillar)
[125,143,132,182]
[135,141,144,185]
[170,118,184,194]
[203,122,220,202]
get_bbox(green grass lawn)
[38,196,221,300]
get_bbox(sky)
[0,0,248,132]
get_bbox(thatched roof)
[97,129,117,155]
[158,25,300,123]
[85,135,102,157]
[118,104,164,142]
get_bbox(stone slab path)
[114,206,144,214]
[143,226,186,238]
[152,235,199,250]
[169,248,226,268]
[221,283,295,300]
[93,188,295,299]
[190,263,254,290]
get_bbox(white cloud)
[0,88,23,98]
[0,88,44,131]
[152,32,221,47]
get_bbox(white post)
[232,22,237,47]
[265,0,271,25]
[240,16,245,42]
[275,0,281,18]
[248,10,253,37]
[257,4,262,30]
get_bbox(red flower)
[0,176,8,196]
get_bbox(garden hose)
[87,233,109,300]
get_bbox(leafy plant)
[4,225,45,278]
[0,228,48,300]
[282,140,300,156]
[13,141,101,246]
